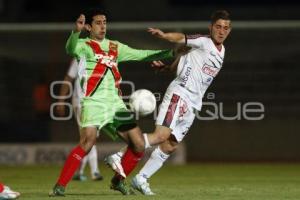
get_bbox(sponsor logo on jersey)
[94,54,117,68]
[202,63,219,77]
[179,58,192,87]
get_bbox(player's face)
[90,15,107,41]
[209,19,231,45]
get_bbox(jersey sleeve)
[67,58,78,79]
[117,42,174,63]
[65,31,86,58]
[185,34,206,48]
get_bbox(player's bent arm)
[65,31,81,57]
[117,43,174,62]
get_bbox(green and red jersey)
[65,31,173,101]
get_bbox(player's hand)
[75,14,85,32]
[56,103,66,117]
[151,60,165,69]
[148,28,166,39]
[151,60,170,73]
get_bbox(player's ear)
[85,24,91,32]
[228,23,232,33]
[208,24,212,33]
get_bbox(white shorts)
[156,91,196,142]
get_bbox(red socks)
[0,182,4,192]
[120,147,144,177]
[57,145,86,187]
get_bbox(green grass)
[1,163,300,200]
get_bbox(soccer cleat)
[131,175,155,195]
[104,154,126,178]
[48,184,65,197]
[92,172,103,181]
[110,179,135,195]
[0,186,20,200]
[72,173,87,181]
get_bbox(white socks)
[79,155,88,175]
[143,133,152,149]
[138,146,170,180]
[88,145,99,175]
[79,145,99,175]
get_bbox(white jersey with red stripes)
[67,57,86,108]
[169,35,225,110]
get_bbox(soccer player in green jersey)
[49,8,173,196]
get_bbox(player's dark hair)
[211,10,230,24]
[85,8,106,25]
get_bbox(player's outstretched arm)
[148,28,185,44]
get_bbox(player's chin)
[216,38,225,44]
[96,35,105,40]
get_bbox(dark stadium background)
[0,0,300,162]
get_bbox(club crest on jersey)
[109,42,118,51]
[178,99,188,121]
[202,63,219,77]
[95,54,117,68]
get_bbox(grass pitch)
[1,163,300,200]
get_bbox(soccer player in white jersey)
[106,10,231,195]
[56,58,103,181]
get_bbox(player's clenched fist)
[75,14,85,32]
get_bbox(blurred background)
[0,0,300,164]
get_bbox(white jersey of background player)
[56,58,103,181]
[105,10,232,195]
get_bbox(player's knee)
[79,132,97,151]
[160,135,179,154]
[79,139,95,152]
[153,129,170,144]
[169,142,179,152]
[132,141,145,153]
[162,144,177,154]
